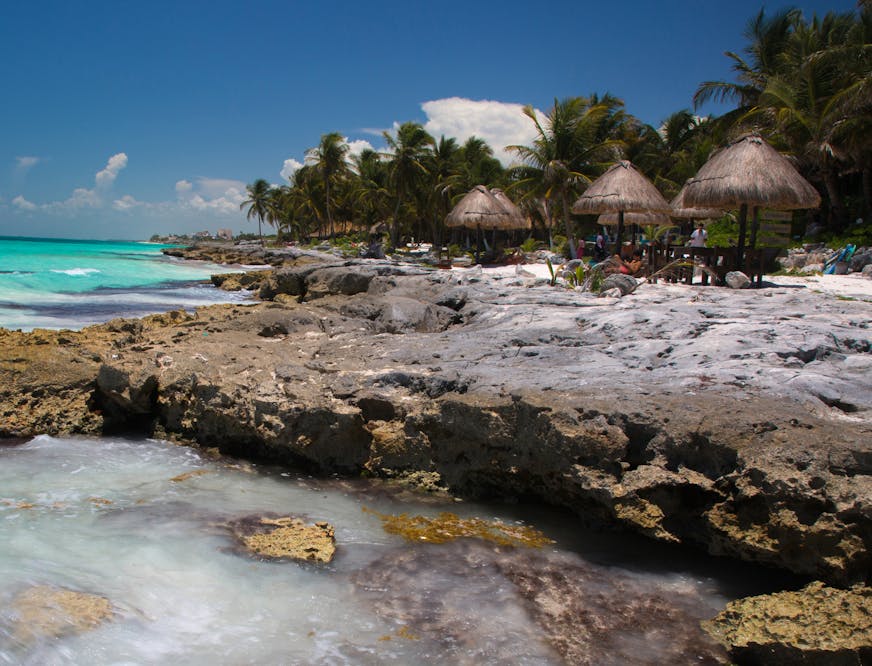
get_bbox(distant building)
[216,228,233,241]
[193,230,212,239]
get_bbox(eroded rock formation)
[1,252,870,593]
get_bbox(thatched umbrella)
[598,211,671,246]
[670,182,724,221]
[445,186,528,262]
[597,211,670,226]
[668,183,723,247]
[680,135,820,268]
[490,189,529,230]
[572,161,671,252]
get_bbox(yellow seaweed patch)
[88,497,113,506]
[379,625,420,641]
[170,469,212,483]
[363,507,554,548]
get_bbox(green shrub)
[817,221,872,248]
[520,237,541,253]
[705,216,739,248]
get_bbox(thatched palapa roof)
[572,161,670,215]
[445,185,529,230]
[670,182,724,219]
[597,211,671,227]
[681,135,821,210]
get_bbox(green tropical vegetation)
[240,6,870,255]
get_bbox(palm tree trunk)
[325,180,335,238]
[862,165,872,221]
[475,224,483,264]
[560,192,577,259]
[749,206,760,249]
[615,211,624,254]
[540,200,554,250]
[823,166,847,231]
[391,198,401,249]
[737,203,748,270]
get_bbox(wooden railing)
[643,245,781,286]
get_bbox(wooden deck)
[644,245,782,286]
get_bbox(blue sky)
[0,0,856,239]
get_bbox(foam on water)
[0,436,792,664]
[49,268,102,277]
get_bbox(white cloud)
[176,177,246,214]
[280,158,304,182]
[346,139,374,159]
[12,195,37,211]
[95,153,128,188]
[15,156,40,172]
[360,127,390,137]
[113,194,145,211]
[55,187,103,209]
[195,178,245,199]
[14,153,131,214]
[420,97,543,166]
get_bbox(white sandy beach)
[472,262,872,300]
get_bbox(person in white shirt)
[689,223,707,248]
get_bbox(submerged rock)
[7,585,114,644]
[499,550,729,665]
[229,515,336,563]
[353,542,728,665]
[703,581,872,665]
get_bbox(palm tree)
[383,122,434,246]
[628,111,716,198]
[694,8,801,111]
[425,136,462,246]
[696,7,872,228]
[240,179,272,246]
[508,96,626,258]
[738,10,868,227]
[351,148,392,234]
[291,165,327,240]
[305,132,350,238]
[456,136,504,191]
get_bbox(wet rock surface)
[1,248,870,591]
[703,581,872,664]
[228,514,336,563]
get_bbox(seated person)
[603,248,644,276]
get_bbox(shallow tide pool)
[0,436,789,664]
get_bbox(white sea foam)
[49,268,101,277]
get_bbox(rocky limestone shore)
[2,244,871,659]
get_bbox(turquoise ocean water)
[0,237,251,331]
